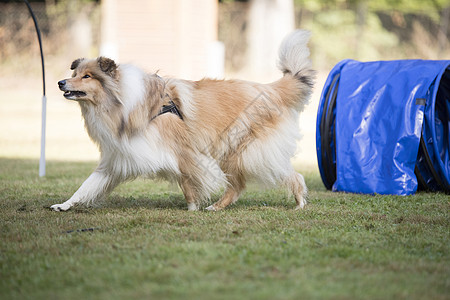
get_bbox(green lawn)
[0,158,448,300]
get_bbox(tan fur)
[52,30,313,212]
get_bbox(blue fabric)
[317,59,450,195]
[421,66,450,191]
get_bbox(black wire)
[319,73,340,190]
[24,0,45,96]
[326,76,339,184]
[414,164,428,191]
[416,68,450,194]
[418,130,450,193]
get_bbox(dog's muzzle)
[58,80,86,99]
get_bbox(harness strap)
[154,100,183,120]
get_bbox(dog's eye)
[82,74,91,79]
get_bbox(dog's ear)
[97,57,118,78]
[70,58,85,70]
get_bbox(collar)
[155,100,183,120]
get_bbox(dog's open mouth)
[63,90,87,99]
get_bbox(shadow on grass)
[99,193,301,211]
[1,157,326,211]
[105,194,188,210]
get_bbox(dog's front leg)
[50,171,119,211]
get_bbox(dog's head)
[58,57,118,105]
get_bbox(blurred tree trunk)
[438,5,449,57]
[246,0,295,80]
[355,0,368,59]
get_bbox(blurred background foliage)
[0,0,449,75]
[220,0,450,72]
[0,0,448,165]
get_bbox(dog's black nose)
[58,80,66,88]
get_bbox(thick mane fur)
[80,63,165,144]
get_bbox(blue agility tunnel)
[316,59,450,195]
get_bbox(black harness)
[152,75,183,121]
[153,100,183,121]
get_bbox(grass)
[0,157,449,300]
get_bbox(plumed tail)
[277,30,314,87]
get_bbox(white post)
[39,95,47,177]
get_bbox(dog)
[51,30,314,212]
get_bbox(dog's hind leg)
[283,172,307,210]
[178,152,226,211]
[206,175,246,211]
[178,175,200,211]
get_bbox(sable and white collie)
[51,30,314,212]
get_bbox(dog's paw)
[50,203,72,212]
[205,205,217,211]
[294,202,306,210]
[187,203,198,211]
